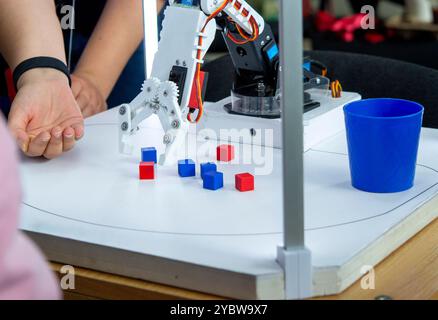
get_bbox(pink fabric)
[0,116,60,300]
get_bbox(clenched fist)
[71,72,108,118]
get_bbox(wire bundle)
[331,80,342,98]
[226,1,260,45]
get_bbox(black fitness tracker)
[13,56,71,90]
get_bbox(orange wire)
[188,0,260,123]
[236,23,251,40]
[227,17,259,45]
[331,80,342,98]
[228,1,259,44]
[188,0,231,123]
[229,16,252,41]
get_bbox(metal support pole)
[276,0,312,299]
[281,0,305,250]
[143,0,159,78]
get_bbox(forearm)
[0,0,66,70]
[74,0,165,100]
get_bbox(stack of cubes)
[201,162,223,191]
[139,147,157,180]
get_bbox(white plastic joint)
[276,246,313,300]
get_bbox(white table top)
[19,107,438,299]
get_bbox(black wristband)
[13,56,71,90]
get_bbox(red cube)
[139,162,155,180]
[235,173,254,192]
[217,144,235,162]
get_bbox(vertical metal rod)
[279,0,305,249]
[67,0,77,72]
[142,0,159,79]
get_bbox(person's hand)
[8,68,84,159]
[71,72,108,118]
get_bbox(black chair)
[203,50,438,128]
[307,50,438,128]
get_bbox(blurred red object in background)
[315,10,337,32]
[315,10,385,43]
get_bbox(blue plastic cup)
[344,98,424,193]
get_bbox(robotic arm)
[118,0,268,165]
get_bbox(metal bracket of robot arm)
[118,3,218,164]
[118,78,188,165]
[155,81,190,165]
[200,0,265,34]
[119,78,160,154]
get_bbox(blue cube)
[203,171,224,191]
[141,147,157,163]
[178,159,196,177]
[200,162,217,179]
